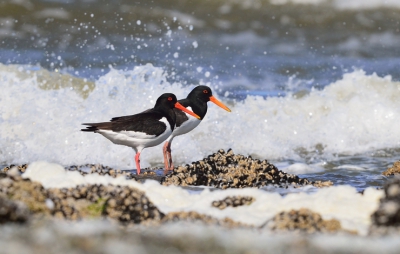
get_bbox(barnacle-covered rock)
[0,194,30,224]
[382,161,400,176]
[266,208,342,233]
[162,149,332,189]
[212,196,255,210]
[371,176,400,230]
[161,211,247,228]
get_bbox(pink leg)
[168,143,174,170]
[135,152,141,175]
[163,141,174,174]
[163,141,170,173]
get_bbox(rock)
[0,172,7,179]
[65,164,129,177]
[47,184,163,223]
[1,177,51,215]
[372,176,400,227]
[0,194,30,224]
[2,163,138,179]
[382,161,400,176]
[266,208,342,233]
[161,211,247,228]
[103,186,163,224]
[162,149,332,189]
[211,196,255,210]
[1,164,28,174]
[0,173,162,224]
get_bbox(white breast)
[167,108,201,142]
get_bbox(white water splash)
[1,64,400,168]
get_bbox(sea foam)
[1,64,400,168]
[22,161,383,235]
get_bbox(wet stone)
[0,172,7,179]
[1,164,164,183]
[1,177,51,215]
[0,173,163,224]
[372,176,400,227]
[0,194,30,224]
[162,149,332,189]
[1,164,28,174]
[212,196,255,210]
[65,164,130,178]
[161,211,248,228]
[382,161,400,176]
[103,186,163,224]
[1,163,134,179]
[266,208,342,234]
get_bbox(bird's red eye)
[203,90,208,94]
[168,97,173,101]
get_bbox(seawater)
[2,0,400,251]
[0,64,398,191]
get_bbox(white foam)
[22,161,143,190]
[281,163,324,174]
[22,161,384,235]
[191,69,400,162]
[334,165,367,171]
[1,64,400,168]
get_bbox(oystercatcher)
[163,86,231,173]
[81,93,200,175]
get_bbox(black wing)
[82,111,168,136]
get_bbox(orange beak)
[209,96,231,112]
[175,102,201,119]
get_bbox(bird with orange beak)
[163,86,231,173]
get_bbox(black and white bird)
[163,86,231,173]
[81,93,200,175]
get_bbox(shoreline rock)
[0,171,346,234]
[5,150,400,236]
[0,193,30,224]
[265,208,343,234]
[0,162,336,232]
[1,149,333,188]
[382,161,400,176]
[162,149,333,189]
[370,176,400,235]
